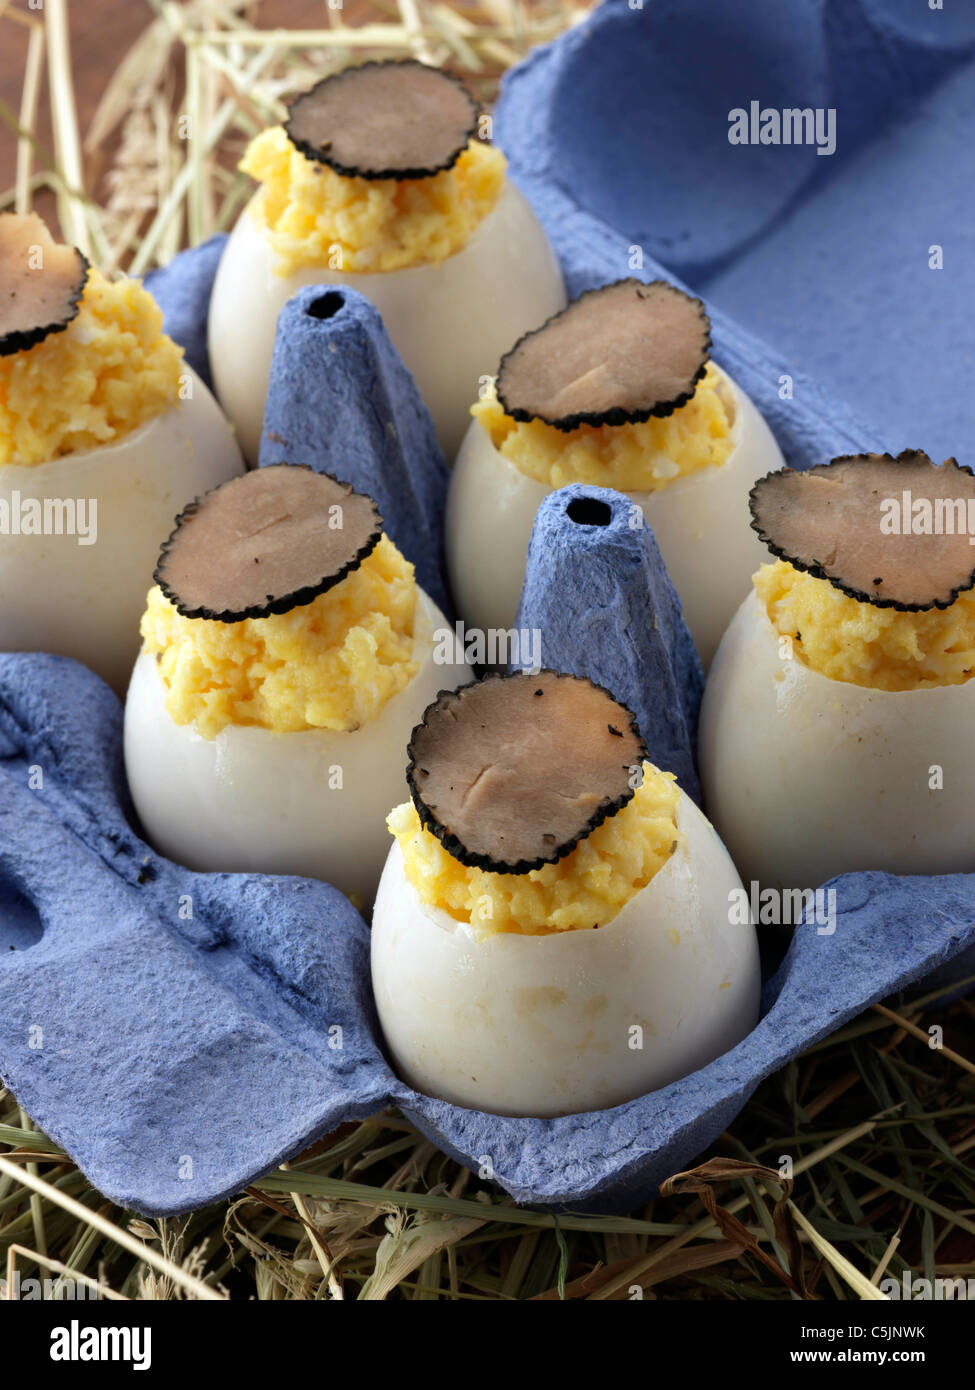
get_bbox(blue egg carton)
[2,0,975,1215]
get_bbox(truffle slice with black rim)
[284,59,479,181]
[155,465,383,622]
[749,450,975,611]
[495,279,712,432]
[0,212,89,357]
[407,670,649,874]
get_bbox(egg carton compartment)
[4,1,975,1215]
[0,654,388,1215]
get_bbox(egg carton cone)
[146,267,452,615]
[1,652,972,1216]
[259,287,452,615]
[512,483,703,803]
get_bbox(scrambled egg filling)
[755,559,975,691]
[0,269,183,467]
[471,362,735,492]
[388,762,682,938]
[240,128,506,275]
[141,536,420,739]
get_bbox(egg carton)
[3,0,975,1216]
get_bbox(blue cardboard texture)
[494,0,975,467]
[143,234,228,391]
[0,655,388,1216]
[1,652,973,1215]
[512,485,703,804]
[258,286,452,615]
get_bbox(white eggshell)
[445,365,784,668]
[123,589,471,905]
[371,789,761,1117]
[0,372,244,694]
[207,181,566,463]
[700,588,975,889]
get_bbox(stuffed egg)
[372,670,760,1117]
[208,60,565,464]
[446,279,784,667]
[700,450,975,891]
[0,213,244,692]
[124,465,471,905]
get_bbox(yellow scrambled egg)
[0,268,183,468]
[140,535,420,739]
[240,127,506,275]
[755,558,975,691]
[470,362,735,492]
[388,762,682,937]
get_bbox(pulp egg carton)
[2,0,975,1215]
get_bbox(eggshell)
[371,789,760,1117]
[0,371,244,694]
[123,589,471,905]
[207,180,566,463]
[699,588,975,890]
[445,365,784,667]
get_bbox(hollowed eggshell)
[207,181,566,463]
[0,371,245,694]
[445,365,784,668]
[699,588,975,890]
[124,588,471,905]
[371,788,761,1117]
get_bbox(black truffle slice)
[750,450,975,611]
[155,465,383,622]
[0,212,89,357]
[406,670,649,875]
[495,279,712,432]
[284,59,479,181]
